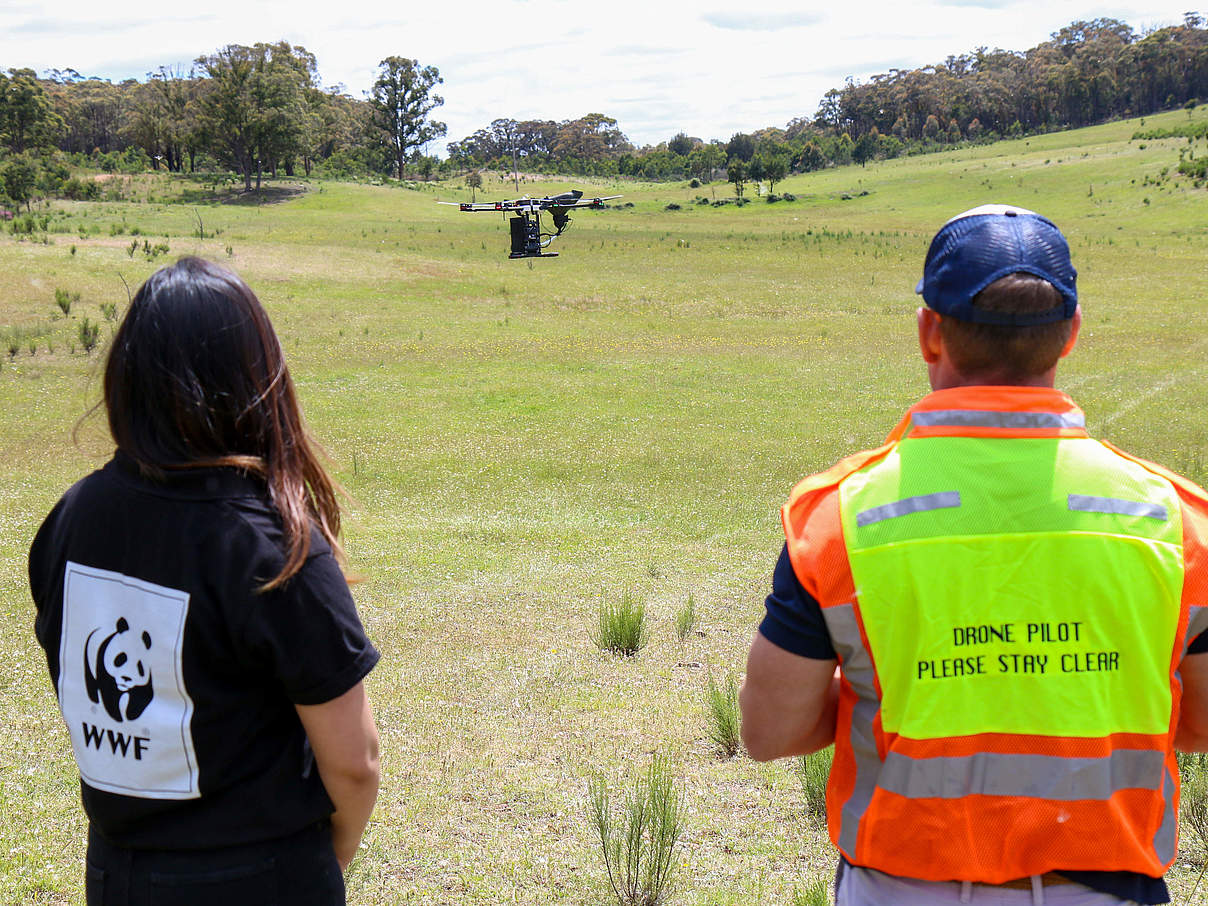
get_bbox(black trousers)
[85,820,345,906]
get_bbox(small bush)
[591,590,648,657]
[587,752,685,906]
[54,288,78,316]
[797,746,833,822]
[78,317,100,354]
[61,177,100,201]
[689,178,700,188]
[782,193,796,202]
[705,672,741,758]
[674,593,696,644]
[664,203,681,211]
[100,301,118,322]
[765,193,781,203]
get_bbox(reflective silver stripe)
[821,604,884,855]
[856,491,961,527]
[912,409,1085,429]
[1068,494,1168,521]
[1154,762,1177,864]
[878,749,1165,801]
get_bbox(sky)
[0,1,1196,154]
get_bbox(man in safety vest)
[739,204,1208,905]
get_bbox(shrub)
[78,317,100,354]
[54,288,78,316]
[765,193,781,203]
[587,752,685,906]
[689,178,700,188]
[664,203,681,211]
[60,177,100,201]
[782,193,796,202]
[674,593,696,644]
[705,672,741,757]
[591,590,648,657]
[100,301,118,322]
[797,746,833,822]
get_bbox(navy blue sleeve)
[1189,632,1208,654]
[758,544,837,660]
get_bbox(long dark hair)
[104,256,342,589]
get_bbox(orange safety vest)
[782,385,1208,882]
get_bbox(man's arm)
[740,631,839,761]
[1177,652,1208,752]
[296,681,381,870]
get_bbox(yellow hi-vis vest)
[782,386,1208,882]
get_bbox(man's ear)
[917,307,943,364]
[1059,305,1082,359]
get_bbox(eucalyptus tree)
[367,57,445,180]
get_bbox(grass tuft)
[790,878,830,906]
[674,592,696,644]
[797,746,833,823]
[705,671,741,758]
[78,318,100,355]
[587,752,685,906]
[591,589,648,657]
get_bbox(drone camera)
[550,208,571,232]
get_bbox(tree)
[727,158,746,197]
[667,132,696,156]
[0,154,39,211]
[763,154,789,193]
[195,43,315,191]
[853,128,879,166]
[0,68,63,153]
[726,132,755,161]
[368,57,445,180]
[465,170,482,201]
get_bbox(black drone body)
[441,190,621,259]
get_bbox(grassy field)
[2,106,1208,905]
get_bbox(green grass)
[2,106,1207,904]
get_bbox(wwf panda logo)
[84,617,154,722]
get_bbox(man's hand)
[739,631,839,761]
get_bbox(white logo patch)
[59,562,199,799]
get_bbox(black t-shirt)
[761,543,1180,905]
[29,452,379,850]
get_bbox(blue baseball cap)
[916,204,1078,326]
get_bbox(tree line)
[448,15,1207,181]
[0,43,448,204]
[0,13,1204,209]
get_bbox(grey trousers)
[837,864,1140,906]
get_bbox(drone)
[441,190,621,259]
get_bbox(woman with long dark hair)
[29,257,380,906]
